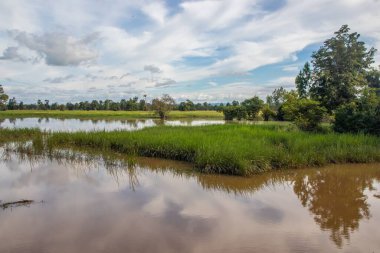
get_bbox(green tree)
[0,85,9,111]
[261,104,276,121]
[282,91,326,131]
[222,106,247,121]
[295,62,312,98]
[366,66,380,96]
[310,25,376,111]
[152,94,175,119]
[241,96,264,120]
[334,90,380,135]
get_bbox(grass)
[45,124,380,175]
[0,128,42,143]
[0,110,223,119]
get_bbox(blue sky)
[0,0,379,103]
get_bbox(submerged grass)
[0,110,223,119]
[46,124,380,175]
[0,128,42,143]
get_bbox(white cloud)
[0,0,379,102]
[9,30,99,66]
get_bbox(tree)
[222,106,247,121]
[333,90,380,135]
[310,25,376,111]
[295,62,312,98]
[267,87,287,110]
[7,97,17,110]
[152,94,175,119]
[241,96,264,120]
[0,85,9,111]
[261,104,276,121]
[366,66,380,96]
[282,91,326,131]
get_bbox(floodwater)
[0,118,225,132]
[1,148,380,253]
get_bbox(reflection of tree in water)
[293,168,379,248]
[3,140,380,249]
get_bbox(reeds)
[46,124,380,175]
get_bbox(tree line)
[220,25,380,135]
[0,92,224,112]
[1,25,379,134]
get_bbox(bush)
[283,98,326,131]
[222,106,247,120]
[334,93,380,135]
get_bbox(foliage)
[0,85,9,111]
[366,66,380,96]
[241,96,264,119]
[46,124,380,175]
[222,106,246,120]
[310,25,376,111]
[283,96,327,131]
[151,94,176,119]
[295,62,312,98]
[334,91,380,135]
[261,104,276,121]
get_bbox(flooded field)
[1,148,379,253]
[0,118,225,132]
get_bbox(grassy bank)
[0,110,223,119]
[46,124,380,175]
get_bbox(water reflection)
[0,117,225,132]
[292,168,379,248]
[1,147,380,252]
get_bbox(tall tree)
[295,62,312,98]
[0,85,9,111]
[241,96,264,119]
[366,66,380,96]
[152,94,175,119]
[310,25,376,111]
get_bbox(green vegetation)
[222,96,264,120]
[0,128,42,143]
[45,124,380,176]
[0,85,8,111]
[334,91,380,135]
[151,94,176,119]
[0,110,223,119]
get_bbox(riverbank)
[0,110,223,119]
[2,124,377,175]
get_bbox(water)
[0,118,225,132]
[1,149,380,252]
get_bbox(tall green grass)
[47,124,380,175]
[0,128,42,143]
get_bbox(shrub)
[334,92,380,135]
[283,98,326,131]
[222,106,247,120]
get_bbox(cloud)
[8,30,99,66]
[144,65,162,74]
[154,78,176,87]
[0,47,21,60]
[43,75,75,83]
[0,46,39,63]
[1,0,379,102]
[141,1,168,25]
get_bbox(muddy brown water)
[0,150,380,252]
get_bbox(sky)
[0,0,379,103]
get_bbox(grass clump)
[0,128,42,143]
[47,124,380,176]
